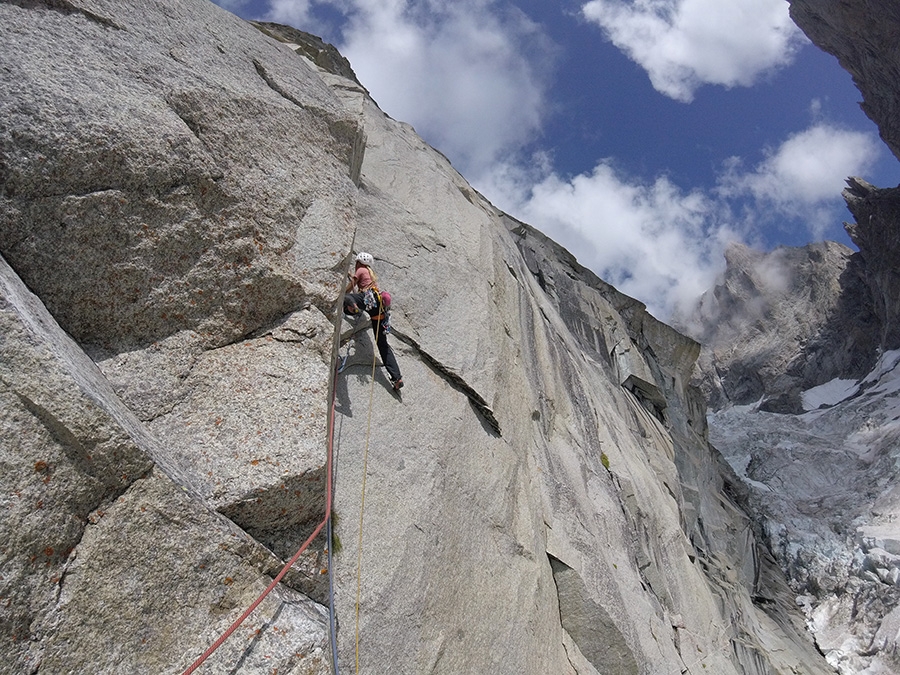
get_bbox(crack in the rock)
[338,322,501,434]
[559,633,582,675]
[252,58,365,185]
[9,0,123,29]
[52,549,76,607]
[215,509,321,599]
[253,59,322,114]
[390,328,501,436]
[168,103,203,142]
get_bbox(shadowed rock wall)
[789,0,900,164]
[679,240,880,413]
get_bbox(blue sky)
[214,0,900,319]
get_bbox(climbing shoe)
[392,378,404,391]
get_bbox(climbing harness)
[366,288,392,333]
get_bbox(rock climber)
[343,251,403,391]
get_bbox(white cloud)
[719,124,880,237]
[581,0,806,102]
[264,0,314,29]
[480,121,881,319]
[247,1,878,320]
[483,159,740,319]
[336,0,554,175]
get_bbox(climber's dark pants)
[370,315,401,383]
[344,292,402,383]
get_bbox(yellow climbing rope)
[354,312,383,674]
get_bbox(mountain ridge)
[681,2,900,671]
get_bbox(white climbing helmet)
[356,251,374,266]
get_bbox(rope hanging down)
[181,359,341,675]
[354,302,383,673]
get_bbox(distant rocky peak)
[677,237,879,413]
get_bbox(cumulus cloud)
[581,0,806,101]
[238,1,879,320]
[264,0,314,27]
[336,0,555,175]
[482,121,881,319]
[483,159,740,319]
[719,124,880,237]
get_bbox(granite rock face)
[1,1,359,672]
[1,1,829,674]
[0,0,363,353]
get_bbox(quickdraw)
[363,288,378,312]
[363,288,391,332]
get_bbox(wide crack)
[390,328,502,435]
[217,466,330,603]
[8,0,123,29]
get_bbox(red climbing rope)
[181,374,338,675]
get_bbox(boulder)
[0,253,329,674]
